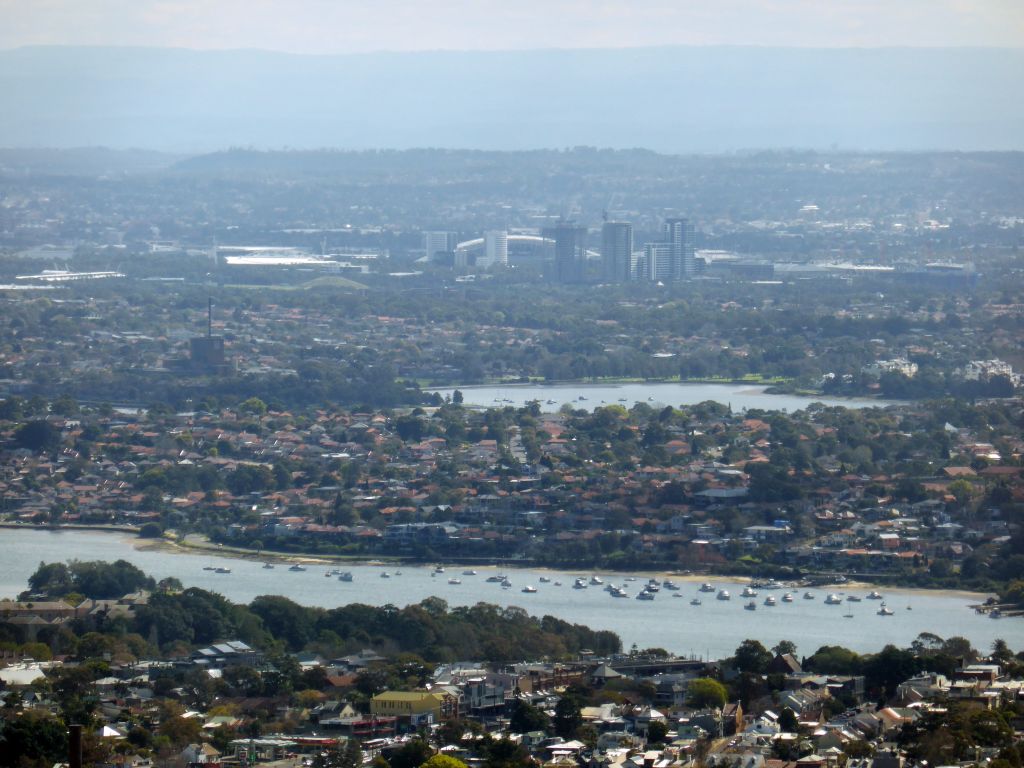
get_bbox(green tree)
[388,740,434,768]
[249,595,318,651]
[686,678,728,709]
[26,562,74,596]
[159,715,203,747]
[479,738,532,768]
[14,420,61,453]
[0,711,67,768]
[395,415,425,442]
[772,640,797,657]
[508,700,549,734]
[733,639,772,674]
[862,645,922,699]
[421,756,468,768]
[805,645,861,675]
[646,720,668,744]
[777,708,798,732]
[241,397,268,417]
[553,693,582,738]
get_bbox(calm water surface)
[431,382,897,413]
[0,529,1014,659]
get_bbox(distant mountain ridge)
[0,45,1021,152]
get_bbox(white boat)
[434,566,445,574]
[690,598,702,606]
[288,564,306,572]
[867,591,884,600]
[803,591,815,600]
[262,563,275,569]
[825,593,843,605]
[717,589,731,601]
[782,593,794,602]
[663,580,680,591]
[590,575,603,585]
[744,601,757,611]
[501,577,512,588]
[448,578,461,585]
[645,580,660,592]
[215,567,231,574]
[539,576,551,583]
[625,576,637,582]
[486,574,505,583]
[521,585,537,593]
[636,590,655,600]
[700,582,716,593]
[338,572,353,582]
[764,596,776,606]
[846,595,862,602]
[609,586,628,598]
[877,605,895,616]
[380,572,391,579]
[553,581,562,586]
[462,570,477,576]
[573,578,588,589]
[741,586,758,598]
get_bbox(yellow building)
[370,691,457,726]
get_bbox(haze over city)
[1,3,1024,768]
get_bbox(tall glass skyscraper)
[663,218,696,280]
[544,222,588,284]
[601,221,633,282]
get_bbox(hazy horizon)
[2,0,1022,52]
[2,45,1022,154]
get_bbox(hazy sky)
[1,0,1023,52]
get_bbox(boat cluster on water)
[206,564,912,614]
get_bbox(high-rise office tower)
[481,230,508,268]
[601,221,633,283]
[423,231,458,262]
[663,218,696,280]
[543,222,588,284]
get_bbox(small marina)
[0,528,1017,659]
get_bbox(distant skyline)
[1,0,1023,53]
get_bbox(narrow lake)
[0,529,1014,659]
[430,382,898,413]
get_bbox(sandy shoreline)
[125,531,994,602]
[3,523,992,603]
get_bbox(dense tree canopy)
[26,560,155,600]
